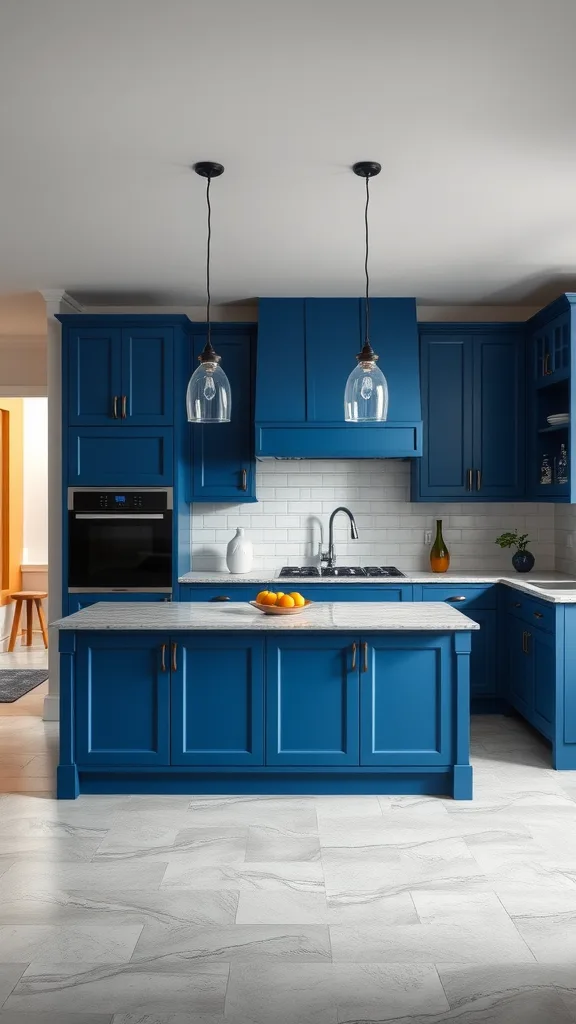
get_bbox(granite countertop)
[52,601,480,632]
[177,569,576,603]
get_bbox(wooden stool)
[8,591,48,652]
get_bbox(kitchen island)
[53,602,478,800]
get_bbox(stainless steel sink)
[526,581,576,590]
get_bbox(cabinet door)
[472,334,524,498]
[360,635,453,766]
[507,616,533,717]
[417,334,473,498]
[67,327,122,425]
[68,594,169,614]
[531,627,555,739]
[121,327,174,425]
[75,633,169,765]
[68,427,173,486]
[171,635,264,765]
[266,636,359,765]
[467,609,497,698]
[190,332,255,501]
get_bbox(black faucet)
[321,506,359,569]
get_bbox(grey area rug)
[0,670,48,703]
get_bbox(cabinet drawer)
[504,591,556,632]
[421,584,496,609]
[181,584,414,602]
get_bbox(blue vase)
[512,550,535,573]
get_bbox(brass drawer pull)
[351,642,357,671]
[362,642,368,673]
[113,396,119,419]
[241,468,248,491]
[121,395,127,419]
[534,611,544,618]
[160,643,167,672]
[171,642,178,672]
[446,596,466,602]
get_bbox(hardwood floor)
[0,639,55,795]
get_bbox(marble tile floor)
[4,715,576,1019]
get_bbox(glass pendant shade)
[186,358,231,423]
[344,357,389,422]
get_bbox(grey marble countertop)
[52,601,480,632]
[177,569,576,603]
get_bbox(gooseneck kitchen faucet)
[321,507,359,569]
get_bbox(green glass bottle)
[430,519,450,573]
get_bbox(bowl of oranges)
[250,590,311,615]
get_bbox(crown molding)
[40,290,85,313]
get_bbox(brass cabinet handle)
[121,395,127,419]
[351,642,357,671]
[171,642,178,672]
[534,611,543,618]
[113,396,119,419]
[466,468,473,491]
[476,469,482,491]
[362,641,368,673]
[446,596,466,602]
[241,468,247,491]
[160,643,167,672]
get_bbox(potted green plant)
[495,530,534,573]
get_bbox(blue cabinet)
[532,626,555,739]
[63,319,175,427]
[171,635,264,765]
[68,427,173,486]
[507,614,534,719]
[187,328,256,502]
[412,326,525,501]
[266,635,359,765]
[180,584,414,602]
[418,585,497,703]
[75,633,170,766]
[256,298,422,459]
[360,635,453,766]
[68,593,170,614]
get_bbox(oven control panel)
[71,490,169,512]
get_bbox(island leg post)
[453,631,473,800]
[57,633,79,799]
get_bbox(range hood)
[255,298,422,459]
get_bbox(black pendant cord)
[205,175,213,353]
[363,175,371,350]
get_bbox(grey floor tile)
[436,963,573,1024]
[325,890,419,926]
[0,1014,113,1024]
[0,924,143,963]
[185,796,318,828]
[0,965,28,1006]
[235,891,330,924]
[245,825,320,862]
[161,859,323,892]
[0,863,169,896]
[132,923,331,963]
[5,962,229,1015]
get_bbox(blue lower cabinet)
[507,614,533,718]
[360,635,453,766]
[531,626,555,739]
[171,635,264,765]
[467,609,497,699]
[68,594,170,614]
[266,635,359,765]
[181,584,414,602]
[68,427,173,486]
[75,633,170,765]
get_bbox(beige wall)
[0,292,47,390]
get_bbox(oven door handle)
[73,513,166,520]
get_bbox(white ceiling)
[1,0,576,306]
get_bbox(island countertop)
[52,601,480,632]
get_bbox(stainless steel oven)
[68,487,173,593]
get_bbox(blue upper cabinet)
[61,316,180,427]
[412,325,525,501]
[256,298,422,458]
[526,294,576,503]
[186,326,256,502]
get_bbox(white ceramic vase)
[226,527,253,574]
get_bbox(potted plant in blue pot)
[495,530,535,573]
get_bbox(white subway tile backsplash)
[191,460,557,572]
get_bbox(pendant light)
[344,161,389,423]
[186,161,231,423]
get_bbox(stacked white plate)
[547,413,570,425]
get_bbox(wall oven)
[68,487,172,593]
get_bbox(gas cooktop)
[278,566,407,579]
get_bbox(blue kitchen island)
[53,601,478,801]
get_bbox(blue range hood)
[255,298,422,459]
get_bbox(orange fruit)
[256,590,270,604]
[278,594,295,608]
[275,592,285,599]
[261,592,278,606]
[290,592,306,607]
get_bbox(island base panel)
[67,767,472,800]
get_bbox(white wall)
[192,460,556,572]
[22,398,48,565]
